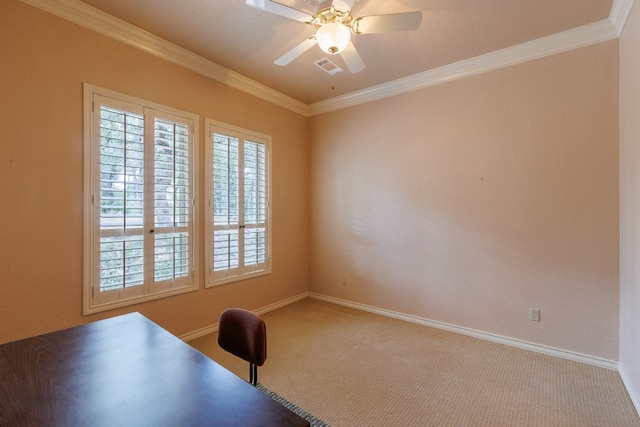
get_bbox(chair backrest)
[217,308,267,367]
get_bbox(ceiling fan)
[246,0,423,74]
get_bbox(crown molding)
[610,0,636,35]
[308,18,619,115]
[21,0,634,117]
[20,0,310,117]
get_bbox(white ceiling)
[37,0,618,106]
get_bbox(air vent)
[314,57,343,75]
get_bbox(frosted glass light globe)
[316,23,351,54]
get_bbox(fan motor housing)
[313,6,353,30]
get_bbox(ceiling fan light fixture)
[316,22,351,54]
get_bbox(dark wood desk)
[0,312,309,427]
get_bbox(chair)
[217,308,267,386]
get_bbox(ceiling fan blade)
[352,11,423,34]
[331,0,355,14]
[339,41,365,74]
[246,0,312,23]
[274,36,318,66]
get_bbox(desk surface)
[0,312,309,427]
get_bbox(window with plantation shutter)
[83,84,199,314]
[205,119,271,287]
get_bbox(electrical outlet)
[340,276,348,287]
[529,308,540,322]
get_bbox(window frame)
[83,84,199,315]
[205,119,272,287]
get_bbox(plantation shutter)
[212,133,240,279]
[150,113,193,292]
[88,91,196,310]
[243,140,267,272]
[207,122,270,286]
[96,100,146,302]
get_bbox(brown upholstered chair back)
[217,308,267,384]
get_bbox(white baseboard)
[179,292,310,342]
[179,291,638,415]
[182,291,618,370]
[253,292,310,316]
[308,292,619,371]
[619,365,640,418]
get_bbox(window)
[205,119,271,286]
[83,84,198,314]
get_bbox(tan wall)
[0,1,309,343]
[309,41,619,360]
[0,0,624,365]
[620,0,640,407]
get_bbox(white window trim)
[205,118,272,288]
[83,83,199,315]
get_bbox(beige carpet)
[189,298,640,427]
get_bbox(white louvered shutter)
[212,133,240,279]
[150,114,193,292]
[97,100,146,300]
[207,122,270,286]
[87,90,196,310]
[242,140,267,272]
